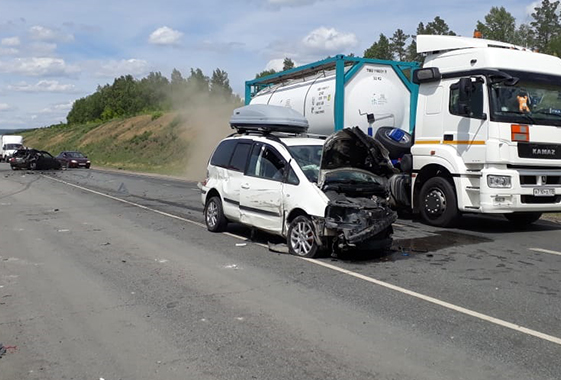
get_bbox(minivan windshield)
[490,70,561,126]
[287,145,323,182]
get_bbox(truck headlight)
[71,160,77,163]
[487,175,511,188]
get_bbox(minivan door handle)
[241,183,250,189]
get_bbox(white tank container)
[250,63,412,136]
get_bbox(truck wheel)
[419,177,459,227]
[504,212,542,226]
[375,127,413,159]
[287,215,319,258]
[204,196,227,232]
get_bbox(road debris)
[268,242,289,254]
[0,344,6,358]
[235,243,247,247]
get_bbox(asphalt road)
[0,164,560,380]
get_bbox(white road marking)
[529,248,561,257]
[44,175,561,347]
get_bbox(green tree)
[364,33,392,60]
[476,6,517,43]
[513,24,535,48]
[283,58,295,71]
[186,68,210,94]
[210,68,233,100]
[390,29,410,61]
[530,0,561,53]
[255,69,277,79]
[424,16,456,36]
[405,22,426,62]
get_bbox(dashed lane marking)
[529,248,561,257]
[43,174,561,347]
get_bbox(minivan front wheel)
[204,196,227,232]
[287,215,319,258]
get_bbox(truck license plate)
[533,188,555,196]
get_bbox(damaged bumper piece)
[319,194,397,249]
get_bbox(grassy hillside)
[22,107,234,178]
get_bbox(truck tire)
[419,177,459,227]
[375,127,413,159]
[204,196,228,232]
[504,212,542,226]
[287,215,320,258]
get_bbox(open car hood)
[318,127,396,185]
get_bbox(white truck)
[0,135,23,162]
[245,35,561,227]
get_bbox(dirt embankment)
[22,103,237,179]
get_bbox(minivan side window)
[210,140,237,168]
[246,144,286,181]
[228,142,252,172]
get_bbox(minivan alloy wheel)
[204,196,227,232]
[288,215,319,258]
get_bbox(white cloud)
[29,25,74,43]
[8,80,77,93]
[0,47,19,55]
[0,57,80,77]
[0,103,13,111]
[302,27,358,53]
[1,36,20,46]
[148,26,183,46]
[40,101,73,114]
[265,58,299,71]
[95,59,150,77]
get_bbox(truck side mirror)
[413,67,442,84]
[458,78,474,115]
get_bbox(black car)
[56,151,91,168]
[10,148,62,170]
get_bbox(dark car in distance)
[10,148,62,170]
[56,151,91,168]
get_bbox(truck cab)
[412,35,561,226]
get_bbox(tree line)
[364,1,561,61]
[66,67,239,125]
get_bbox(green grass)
[22,115,190,176]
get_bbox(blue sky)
[0,0,539,129]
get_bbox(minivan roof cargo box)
[230,104,309,134]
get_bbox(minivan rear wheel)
[205,196,227,232]
[287,215,319,258]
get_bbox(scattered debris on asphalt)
[235,243,247,247]
[0,344,6,358]
[268,242,289,254]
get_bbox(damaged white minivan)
[200,104,397,257]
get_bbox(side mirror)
[458,78,474,115]
[413,67,442,84]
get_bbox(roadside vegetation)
[22,67,242,176]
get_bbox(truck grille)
[520,175,561,185]
[521,195,561,204]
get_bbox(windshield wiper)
[498,110,536,124]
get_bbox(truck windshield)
[287,145,323,182]
[5,144,22,150]
[489,70,561,127]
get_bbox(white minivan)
[199,105,397,257]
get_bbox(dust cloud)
[177,96,240,181]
